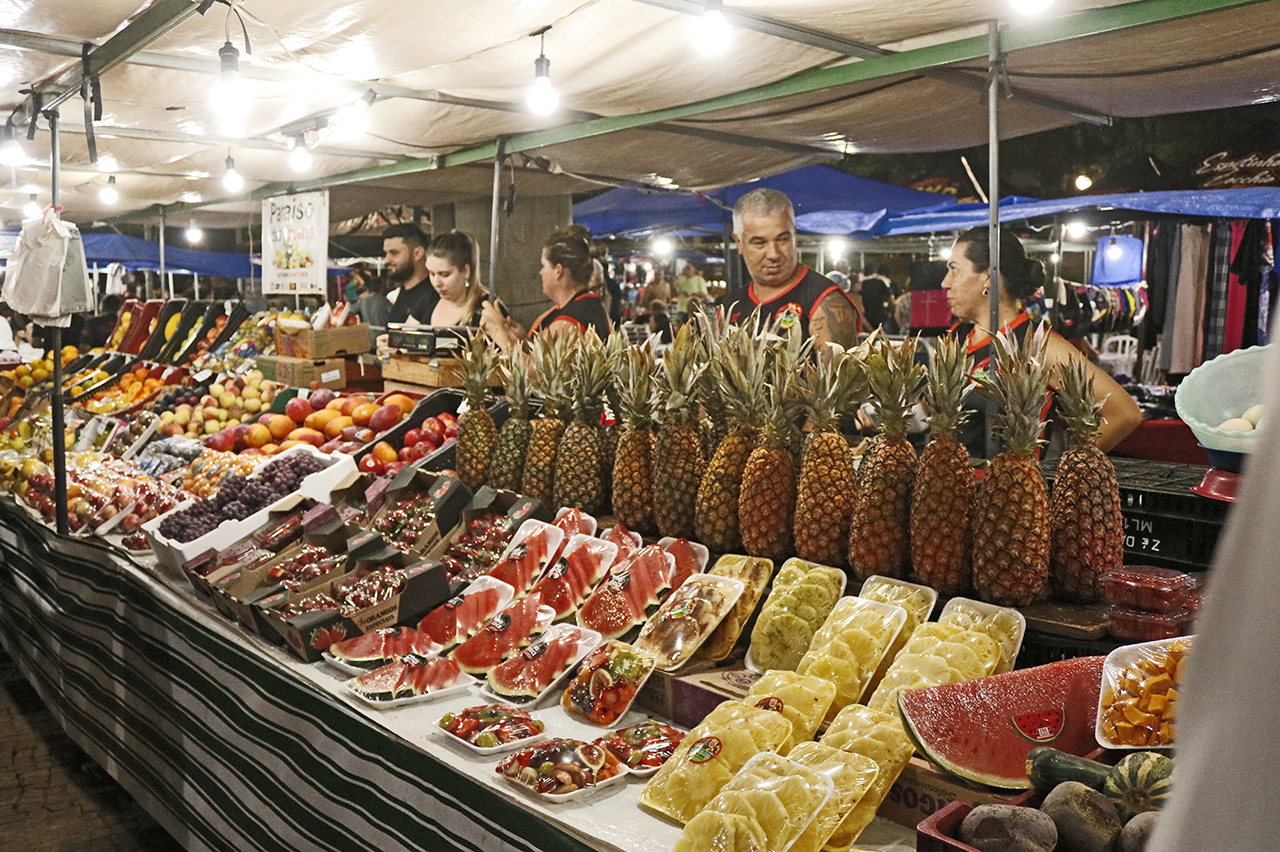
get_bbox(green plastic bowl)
[1175,344,1270,454]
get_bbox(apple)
[309,388,337,409]
[420,419,445,445]
[355,428,376,443]
[285,396,314,423]
[340,425,361,442]
[368,404,403,434]
[287,427,325,448]
[398,447,414,463]
[444,422,457,439]
[358,455,381,474]
[403,428,423,447]
[384,461,405,476]
[437,411,456,427]
[267,414,296,442]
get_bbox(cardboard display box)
[880,756,1011,829]
[425,485,554,594]
[255,355,348,391]
[274,323,371,359]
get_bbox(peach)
[267,414,296,442]
[324,415,355,440]
[287,427,325,448]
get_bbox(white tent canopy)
[2,0,1277,229]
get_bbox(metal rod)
[986,19,1002,462]
[489,137,506,299]
[160,207,169,297]
[48,108,68,535]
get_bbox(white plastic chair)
[1098,333,1138,378]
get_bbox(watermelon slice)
[554,507,596,538]
[416,577,514,651]
[577,546,675,640]
[898,655,1107,790]
[488,522,563,595]
[528,535,617,620]
[450,593,550,674]
[326,626,441,670]
[346,655,466,702]
[601,524,641,560]
[486,624,599,701]
[661,537,705,590]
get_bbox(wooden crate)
[383,355,500,389]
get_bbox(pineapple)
[848,336,926,579]
[971,322,1053,607]
[652,324,706,539]
[612,339,658,532]
[911,334,977,595]
[1049,357,1123,603]
[520,333,572,505]
[553,330,614,514]
[694,308,734,459]
[695,326,767,552]
[488,346,532,492]
[455,331,499,490]
[738,328,810,560]
[793,345,867,568]
[600,332,627,508]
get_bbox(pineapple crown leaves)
[760,325,811,442]
[922,333,975,436]
[989,319,1052,456]
[602,331,627,413]
[866,335,927,438]
[568,329,614,424]
[460,331,497,407]
[710,324,771,428]
[614,340,658,429]
[528,331,574,420]
[798,346,868,431]
[1055,356,1106,448]
[499,346,531,419]
[692,306,735,418]
[656,323,705,426]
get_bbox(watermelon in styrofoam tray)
[416,575,515,651]
[553,506,597,538]
[449,593,555,674]
[897,655,1107,790]
[527,534,618,621]
[577,545,676,641]
[599,523,642,560]
[322,626,444,675]
[659,537,708,590]
[344,655,474,707]
[483,622,602,705]
[485,520,565,596]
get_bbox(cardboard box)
[257,548,451,662]
[879,756,1011,829]
[274,322,371,359]
[633,660,743,729]
[366,467,472,556]
[255,355,348,391]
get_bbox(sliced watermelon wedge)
[326,626,441,670]
[577,546,675,640]
[898,655,1107,790]
[529,535,617,621]
[486,624,600,701]
[416,577,515,651]
[450,593,551,674]
[487,522,563,596]
[554,507,596,538]
[600,524,641,560]
[347,655,465,702]
[661,537,706,590]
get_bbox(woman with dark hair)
[942,227,1141,456]
[481,224,611,349]
[426,231,508,328]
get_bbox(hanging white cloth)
[1,210,94,326]
[104,262,127,296]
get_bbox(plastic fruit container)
[1100,566,1193,612]
[1108,605,1194,642]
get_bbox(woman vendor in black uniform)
[481,225,611,349]
[942,227,1142,458]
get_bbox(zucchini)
[1026,746,1111,793]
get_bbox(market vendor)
[943,226,1142,456]
[383,224,438,326]
[720,188,862,350]
[426,231,510,329]
[480,225,611,348]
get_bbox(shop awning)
[0,231,253,277]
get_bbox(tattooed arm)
[809,290,861,351]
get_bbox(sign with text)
[1194,149,1280,189]
[262,190,329,295]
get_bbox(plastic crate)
[1015,629,1123,670]
[1043,457,1228,571]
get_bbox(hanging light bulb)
[99,175,119,205]
[694,0,732,55]
[1106,233,1124,260]
[526,28,559,116]
[1010,0,1052,13]
[1074,174,1093,191]
[334,90,376,131]
[653,237,673,256]
[1067,220,1088,239]
[288,136,312,172]
[0,124,26,167]
[210,41,249,127]
[828,238,847,258]
[223,155,243,192]
[22,194,40,219]
[186,221,203,243]
[939,246,952,259]
[1049,252,1061,264]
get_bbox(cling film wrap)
[818,705,914,851]
[672,812,768,852]
[700,555,774,661]
[784,742,880,852]
[796,596,905,715]
[1096,635,1192,749]
[865,623,1000,715]
[675,752,834,852]
[634,573,745,671]
[639,700,793,824]
[748,558,844,673]
[858,576,938,694]
[938,597,1026,674]
[743,670,836,755]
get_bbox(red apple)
[420,419,445,445]
[355,428,376,443]
[340,425,361,442]
[358,455,381,474]
[412,440,435,458]
[437,411,456,426]
[403,428,423,447]
[444,422,457,439]
[384,461,405,476]
[309,388,337,409]
[398,447,415,463]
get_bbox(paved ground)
[0,647,183,852]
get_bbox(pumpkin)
[1103,751,1174,822]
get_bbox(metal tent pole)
[48,108,68,535]
[986,19,1002,462]
[489,138,506,298]
[160,208,170,297]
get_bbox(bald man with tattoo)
[721,188,863,350]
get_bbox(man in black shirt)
[383,224,437,325]
[859,263,900,332]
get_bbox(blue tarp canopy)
[872,187,1280,236]
[0,231,253,278]
[574,164,953,236]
